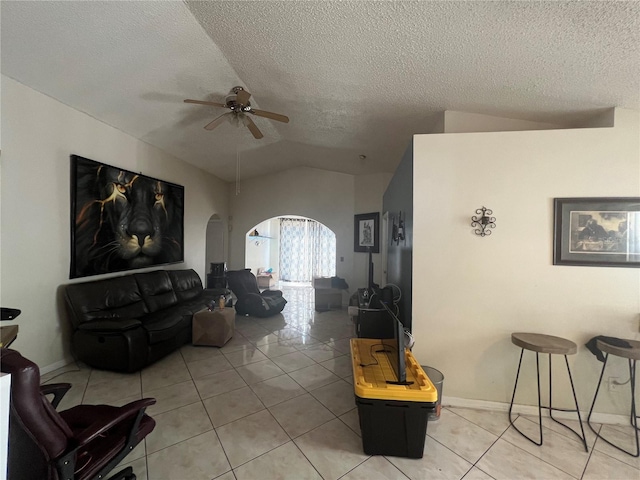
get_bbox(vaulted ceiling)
[2,1,638,182]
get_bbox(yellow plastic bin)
[350,339,438,458]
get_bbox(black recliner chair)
[1,348,156,480]
[227,269,287,317]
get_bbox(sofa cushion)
[66,276,148,325]
[141,307,192,345]
[168,269,204,302]
[134,271,178,313]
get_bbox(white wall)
[229,167,391,294]
[244,218,273,275]
[0,76,229,368]
[412,108,640,414]
[354,173,392,288]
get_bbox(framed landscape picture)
[553,197,640,268]
[70,155,184,278]
[354,212,380,253]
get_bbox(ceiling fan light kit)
[184,86,289,139]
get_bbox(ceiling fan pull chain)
[235,142,241,196]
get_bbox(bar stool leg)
[508,349,524,427]
[588,354,608,436]
[510,350,587,451]
[588,354,639,457]
[628,360,639,454]
[509,349,544,446]
[547,354,588,452]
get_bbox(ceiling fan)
[184,86,289,139]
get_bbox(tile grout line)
[446,406,598,479]
[224,336,337,478]
[588,426,640,473]
[492,414,583,480]
[185,346,243,479]
[578,422,601,480]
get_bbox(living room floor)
[42,285,639,480]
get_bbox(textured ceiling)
[2,1,639,182]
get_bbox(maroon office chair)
[0,348,156,480]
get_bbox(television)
[380,302,413,385]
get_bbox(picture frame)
[553,197,639,268]
[354,212,380,253]
[70,155,184,278]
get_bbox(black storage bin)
[356,397,434,458]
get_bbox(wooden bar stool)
[509,332,588,452]
[587,338,640,457]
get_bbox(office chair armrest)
[40,383,72,409]
[74,398,156,446]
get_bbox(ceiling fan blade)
[204,112,232,131]
[243,115,264,139]
[250,109,290,123]
[184,99,227,108]
[236,88,251,105]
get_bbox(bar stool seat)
[509,332,587,452]
[597,339,640,361]
[512,332,577,355]
[587,338,640,457]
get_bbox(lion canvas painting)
[70,155,184,278]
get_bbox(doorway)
[244,216,336,286]
[205,214,225,276]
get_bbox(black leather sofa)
[65,269,225,372]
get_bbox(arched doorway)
[244,216,336,286]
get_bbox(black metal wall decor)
[391,211,406,245]
[471,207,496,237]
[70,155,185,278]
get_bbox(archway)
[244,215,336,286]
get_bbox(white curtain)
[279,218,336,282]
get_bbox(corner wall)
[1,76,229,368]
[411,108,640,414]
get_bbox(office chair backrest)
[1,348,73,479]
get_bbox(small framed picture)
[354,212,380,253]
[553,197,640,268]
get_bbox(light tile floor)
[41,285,640,480]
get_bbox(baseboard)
[442,395,630,426]
[40,357,75,375]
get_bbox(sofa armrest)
[77,319,142,332]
